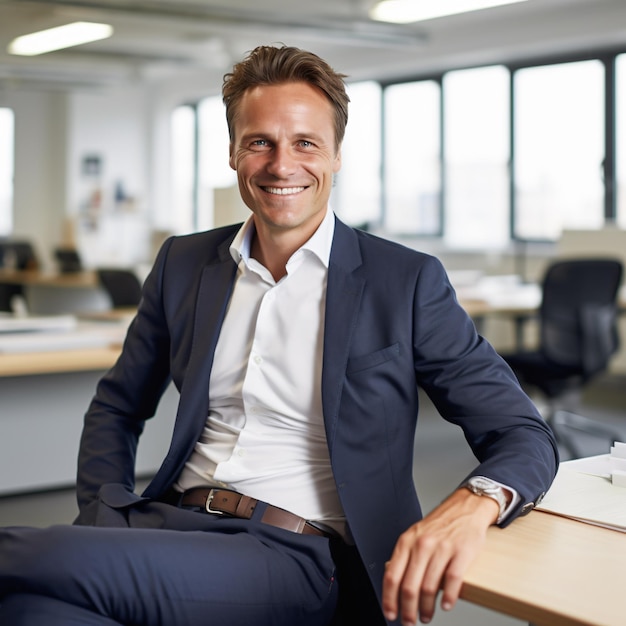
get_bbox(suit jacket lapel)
[153,237,238,490]
[322,219,364,453]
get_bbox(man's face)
[229,81,342,241]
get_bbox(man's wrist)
[462,476,511,524]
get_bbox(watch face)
[466,477,507,520]
[470,477,495,491]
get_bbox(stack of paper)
[609,442,626,487]
[536,443,626,533]
[0,314,77,333]
[0,317,127,353]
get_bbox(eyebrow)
[238,131,329,145]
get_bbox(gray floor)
[1,374,625,626]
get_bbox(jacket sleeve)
[75,238,175,518]
[411,255,559,523]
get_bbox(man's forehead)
[241,81,330,105]
[234,83,335,134]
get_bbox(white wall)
[1,89,68,270]
[66,85,153,268]
[2,69,241,270]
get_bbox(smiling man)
[0,45,558,626]
[228,80,342,281]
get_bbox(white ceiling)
[1,0,626,91]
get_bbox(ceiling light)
[370,0,529,24]
[8,22,113,56]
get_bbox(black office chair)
[96,268,143,308]
[54,247,83,273]
[500,258,624,458]
[0,239,39,312]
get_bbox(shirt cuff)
[490,477,520,524]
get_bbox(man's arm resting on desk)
[382,486,509,626]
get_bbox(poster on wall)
[79,153,103,231]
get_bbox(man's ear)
[333,148,342,174]
[229,144,236,171]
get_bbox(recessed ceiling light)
[8,22,113,56]
[370,0,529,24]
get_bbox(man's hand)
[381,487,500,625]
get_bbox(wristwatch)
[463,476,508,522]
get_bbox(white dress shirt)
[175,208,346,531]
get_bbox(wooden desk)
[0,346,121,377]
[0,348,177,495]
[458,288,626,350]
[0,268,98,289]
[463,511,623,626]
[458,287,626,318]
[460,298,537,319]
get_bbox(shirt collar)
[229,207,335,269]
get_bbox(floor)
[1,374,625,626]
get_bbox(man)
[0,45,558,626]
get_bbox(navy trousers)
[0,492,339,626]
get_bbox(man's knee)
[0,593,122,626]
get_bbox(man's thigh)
[0,517,337,626]
[0,594,122,626]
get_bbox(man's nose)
[266,144,296,177]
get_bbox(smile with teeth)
[263,186,306,195]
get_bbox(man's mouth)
[262,186,306,195]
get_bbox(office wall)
[66,85,153,268]
[148,69,224,233]
[2,84,153,269]
[2,71,235,269]
[1,89,68,269]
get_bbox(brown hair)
[222,45,350,151]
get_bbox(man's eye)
[252,139,267,147]
[299,140,312,148]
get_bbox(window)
[332,81,382,227]
[617,54,626,228]
[443,65,510,249]
[383,80,441,235]
[514,60,605,240]
[197,95,236,230]
[0,108,15,236]
[170,104,196,234]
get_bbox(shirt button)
[253,355,263,365]
[237,448,247,457]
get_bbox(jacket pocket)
[346,342,400,374]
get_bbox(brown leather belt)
[179,487,330,539]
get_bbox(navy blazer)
[76,216,558,615]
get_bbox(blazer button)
[520,502,534,515]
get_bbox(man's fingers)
[398,548,431,625]
[383,489,495,624]
[439,547,478,613]
[381,544,411,622]
[383,532,443,625]
[414,540,455,624]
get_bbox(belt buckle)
[205,489,224,515]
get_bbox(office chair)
[0,239,39,312]
[54,247,83,273]
[0,240,39,271]
[96,268,143,308]
[500,258,624,458]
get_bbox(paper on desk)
[536,456,626,533]
[0,322,127,353]
[0,314,77,333]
